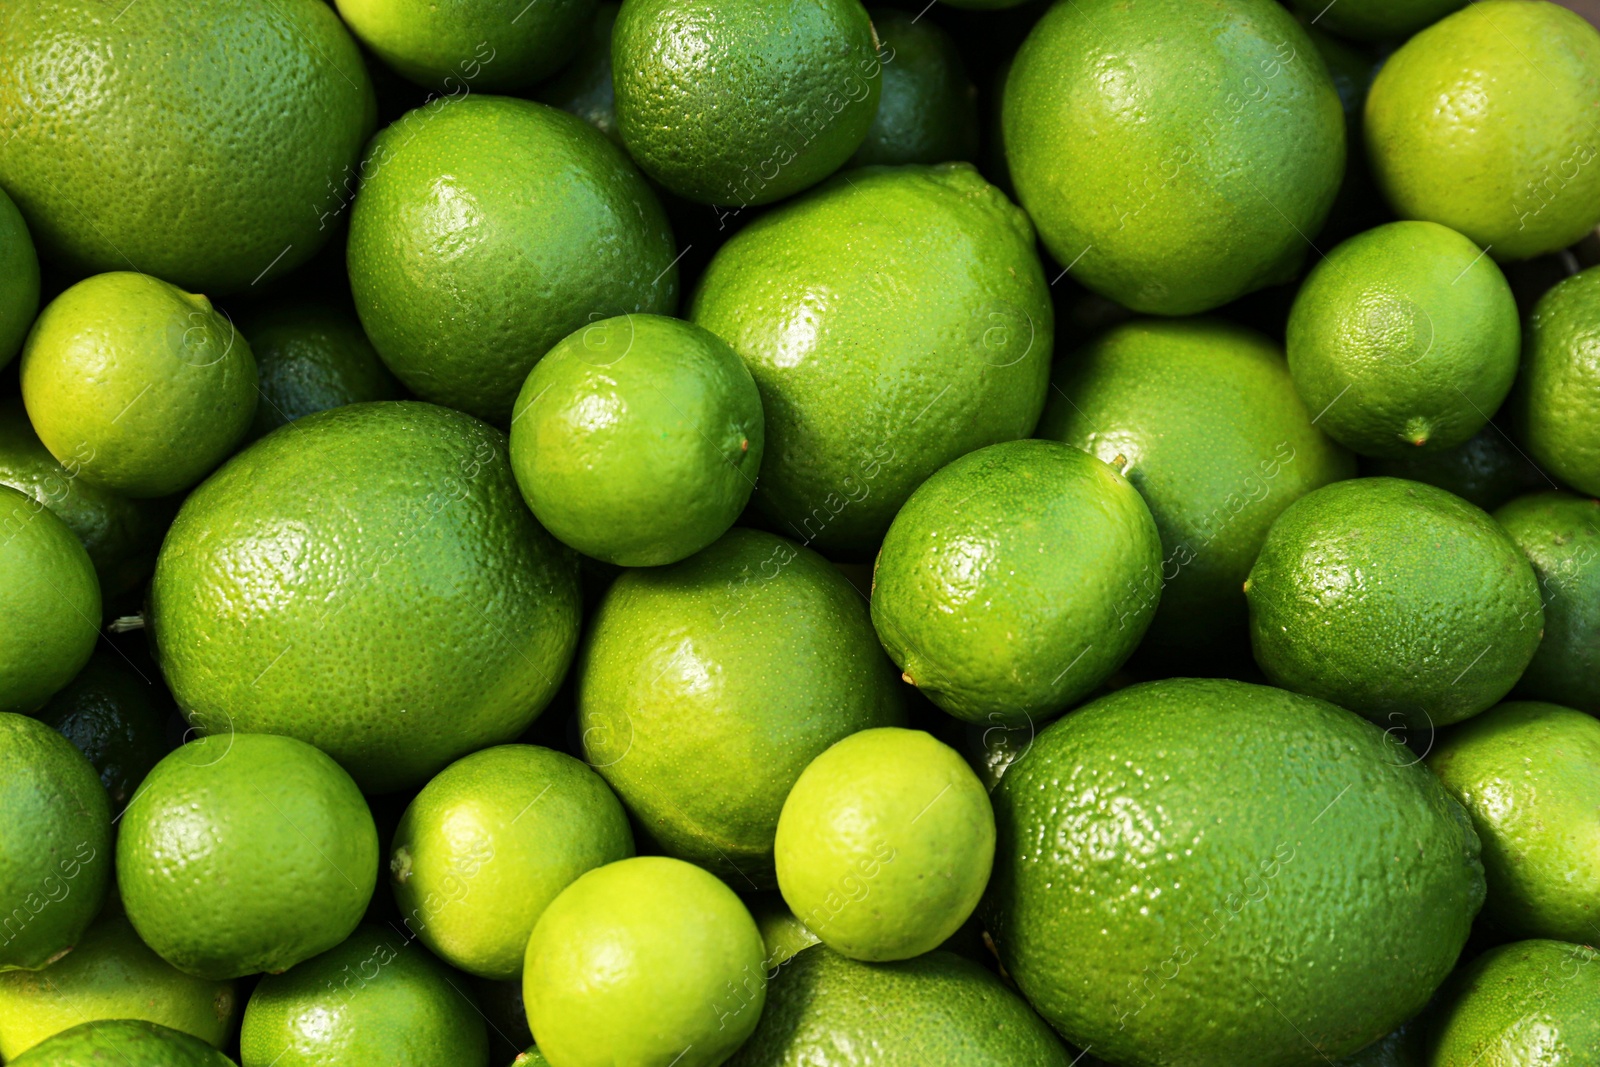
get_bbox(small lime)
[239,300,401,440]
[0,485,100,713]
[1495,492,1600,713]
[37,653,170,811]
[1512,264,1600,495]
[851,10,978,167]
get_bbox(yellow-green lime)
[1285,0,1463,42]
[747,894,820,970]
[1512,264,1600,495]
[0,186,39,370]
[20,273,258,498]
[1495,492,1600,714]
[850,10,978,167]
[238,300,401,440]
[389,744,634,981]
[0,485,100,713]
[536,3,620,144]
[1429,940,1600,1066]
[7,1019,236,1067]
[116,733,378,980]
[38,653,170,811]
[1364,424,1544,512]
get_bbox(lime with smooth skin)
[1513,265,1600,496]
[0,485,100,714]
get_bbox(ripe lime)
[0,485,100,713]
[38,653,169,811]
[536,3,620,144]
[851,10,978,167]
[1495,492,1600,714]
[0,186,39,370]
[238,300,401,440]
[7,1018,235,1067]
[1512,264,1600,495]
[1429,940,1600,1066]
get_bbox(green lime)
[116,733,378,980]
[1286,0,1463,42]
[726,947,1070,1067]
[1364,423,1545,512]
[690,164,1051,558]
[577,527,904,884]
[20,273,258,498]
[7,1018,236,1067]
[612,0,881,205]
[38,653,170,811]
[1286,221,1519,458]
[347,95,678,424]
[1365,1,1600,261]
[390,744,635,981]
[514,1050,550,1066]
[1037,319,1354,667]
[536,3,620,144]
[0,712,112,971]
[1304,27,1387,248]
[1429,940,1600,1066]
[983,678,1485,1066]
[0,485,100,713]
[1428,702,1600,944]
[1247,477,1542,730]
[872,440,1160,724]
[240,925,488,1067]
[1003,0,1344,314]
[775,728,993,962]
[0,0,374,293]
[1513,265,1600,495]
[0,912,236,1058]
[335,0,595,91]
[1495,492,1600,713]
[747,894,820,971]
[850,10,978,167]
[509,314,764,567]
[524,856,766,1067]
[148,402,581,794]
[0,186,39,370]
[238,300,401,440]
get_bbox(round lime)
[850,10,978,167]
[7,1019,235,1067]
[38,653,170,811]
[1429,940,1600,1066]
[0,485,100,713]
[239,300,401,440]
[536,3,620,144]
[1512,264,1600,495]
[1495,492,1600,713]
[0,185,39,370]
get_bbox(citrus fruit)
[20,272,258,498]
[0,0,374,293]
[1512,264,1600,495]
[577,527,904,884]
[1285,220,1519,458]
[1303,27,1387,249]
[239,925,488,1067]
[509,314,764,567]
[747,894,820,970]
[523,856,766,1067]
[774,727,994,962]
[238,300,401,440]
[612,0,881,205]
[389,744,635,981]
[1285,0,1464,42]
[690,164,1051,558]
[871,439,1161,724]
[850,10,978,167]
[0,712,112,971]
[515,1050,551,1066]
[1364,0,1600,261]
[1495,492,1600,714]
[0,186,39,370]
[116,733,378,980]
[1429,939,1600,1066]
[1428,701,1600,944]
[472,974,535,1066]
[536,3,620,144]
[0,912,236,1057]
[335,0,595,92]
[147,402,581,794]
[1334,1021,1426,1067]
[726,947,1071,1067]
[7,1018,236,1067]
[1246,477,1542,731]
[1002,0,1344,314]
[1364,423,1544,512]
[1037,319,1354,667]
[347,95,678,423]
[38,653,170,811]
[982,678,1485,1067]
[0,485,100,713]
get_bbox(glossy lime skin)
[1513,265,1600,495]
[612,0,881,205]
[0,485,100,714]
[117,733,378,981]
[1285,0,1463,42]
[510,314,765,567]
[872,440,1161,724]
[0,0,374,294]
[1364,424,1544,512]
[1003,0,1344,315]
[38,653,170,811]
[20,273,258,498]
[390,744,635,981]
[1365,1,1600,261]
[1496,492,1600,713]
[577,527,904,885]
[347,96,678,423]
[0,713,111,972]
[775,728,994,962]
[983,678,1485,1067]
[524,856,766,1067]
[1428,702,1600,943]
[1037,319,1354,666]
[148,402,581,794]
[8,1019,237,1067]
[1247,477,1543,730]
[239,301,401,440]
[727,947,1070,1067]
[240,925,488,1067]
[336,0,595,91]
[537,3,621,144]
[1429,939,1600,1066]
[691,164,1051,558]
[0,186,39,370]
[851,10,978,167]
[0,912,236,1057]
